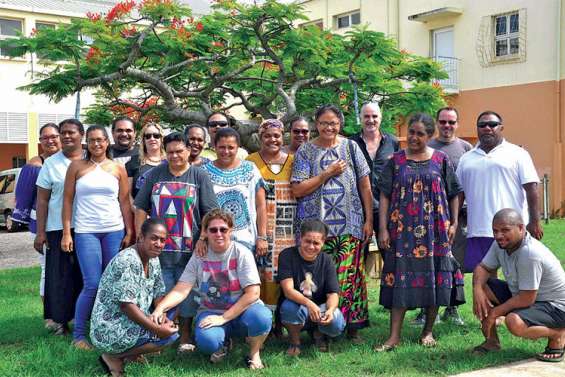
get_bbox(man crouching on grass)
[472,208,565,362]
[90,219,179,376]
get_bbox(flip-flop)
[472,344,499,355]
[245,356,265,369]
[286,344,301,357]
[374,344,396,352]
[535,347,565,363]
[419,337,437,347]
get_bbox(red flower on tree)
[105,0,136,24]
[86,12,101,21]
[86,46,102,63]
[196,22,204,32]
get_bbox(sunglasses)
[208,226,229,234]
[438,120,457,125]
[207,121,229,128]
[292,129,309,135]
[477,121,502,128]
[144,133,162,140]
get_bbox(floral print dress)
[378,150,465,309]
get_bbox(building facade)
[299,0,565,215]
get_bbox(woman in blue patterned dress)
[202,127,268,256]
[291,104,373,342]
[375,113,464,351]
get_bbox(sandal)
[286,343,301,357]
[535,347,565,363]
[374,343,396,352]
[72,339,94,351]
[472,344,500,355]
[419,336,437,348]
[177,343,196,354]
[245,356,265,369]
[314,335,329,352]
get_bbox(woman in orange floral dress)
[375,113,464,351]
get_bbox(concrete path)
[451,359,565,377]
[0,231,39,269]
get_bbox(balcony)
[433,56,459,93]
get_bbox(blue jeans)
[160,252,198,318]
[73,230,124,340]
[194,303,272,355]
[280,299,345,338]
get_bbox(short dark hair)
[85,125,112,160]
[492,208,524,226]
[39,123,59,135]
[163,132,187,150]
[408,113,435,137]
[206,112,232,127]
[435,107,459,121]
[300,219,329,239]
[289,116,309,130]
[111,116,136,131]
[140,218,167,237]
[314,104,345,126]
[214,127,240,146]
[59,118,84,135]
[476,110,503,125]
[184,124,207,140]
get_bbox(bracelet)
[198,237,207,242]
[257,236,268,241]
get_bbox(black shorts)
[487,278,565,329]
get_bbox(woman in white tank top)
[61,125,133,350]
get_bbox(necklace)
[145,156,162,164]
[89,157,107,166]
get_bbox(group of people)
[11,103,565,376]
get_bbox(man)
[349,102,399,276]
[134,131,218,353]
[282,116,310,154]
[278,220,345,356]
[111,116,138,165]
[91,218,179,376]
[426,107,472,325]
[200,112,248,161]
[472,209,565,362]
[456,110,543,275]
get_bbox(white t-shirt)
[36,151,74,232]
[456,140,538,238]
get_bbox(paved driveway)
[0,230,39,270]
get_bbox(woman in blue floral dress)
[375,113,464,351]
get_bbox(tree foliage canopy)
[1,0,447,139]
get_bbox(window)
[336,11,360,29]
[494,12,519,57]
[12,157,26,168]
[0,18,23,57]
[0,174,16,194]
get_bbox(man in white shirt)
[472,209,565,362]
[456,110,542,274]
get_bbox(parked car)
[0,168,22,232]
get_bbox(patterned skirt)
[323,235,369,329]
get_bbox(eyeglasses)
[208,226,229,234]
[477,121,502,128]
[317,121,340,128]
[207,121,229,128]
[438,120,457,125]
[87,138,108,145]
[39,135,60,142]
[292,129,309,135]
[144,133,161,140]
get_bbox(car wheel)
[5,212,20,232]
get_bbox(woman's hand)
[34,232,47,253]
[149,309,165,325]
[378,228,390,250]
[447,224,457,245]
[362,221,373,247]
[198,315,227,329]
[194,238,207,257]
[255,238,268,256]
[61,233,73,253]
[325,160,347,178]
[154,316,179,338]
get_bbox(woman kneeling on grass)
[151,209,272,369]
[278,219,345,356]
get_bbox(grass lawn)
[1,220,564,377]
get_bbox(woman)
[282,116,310,155]
[247,119,296,310]
[202,127,268,255]
[61,125,133,349]
[184,124,210,166]
[291,104,373,342]
[125,123,166,200]
[35,119,85,336]
[375,113,464,351]
[151,209,272,369]
[12,123,61,331]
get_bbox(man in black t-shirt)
[110,116,139,165]
[278,220,345,356]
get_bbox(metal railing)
[433,56,459,92]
